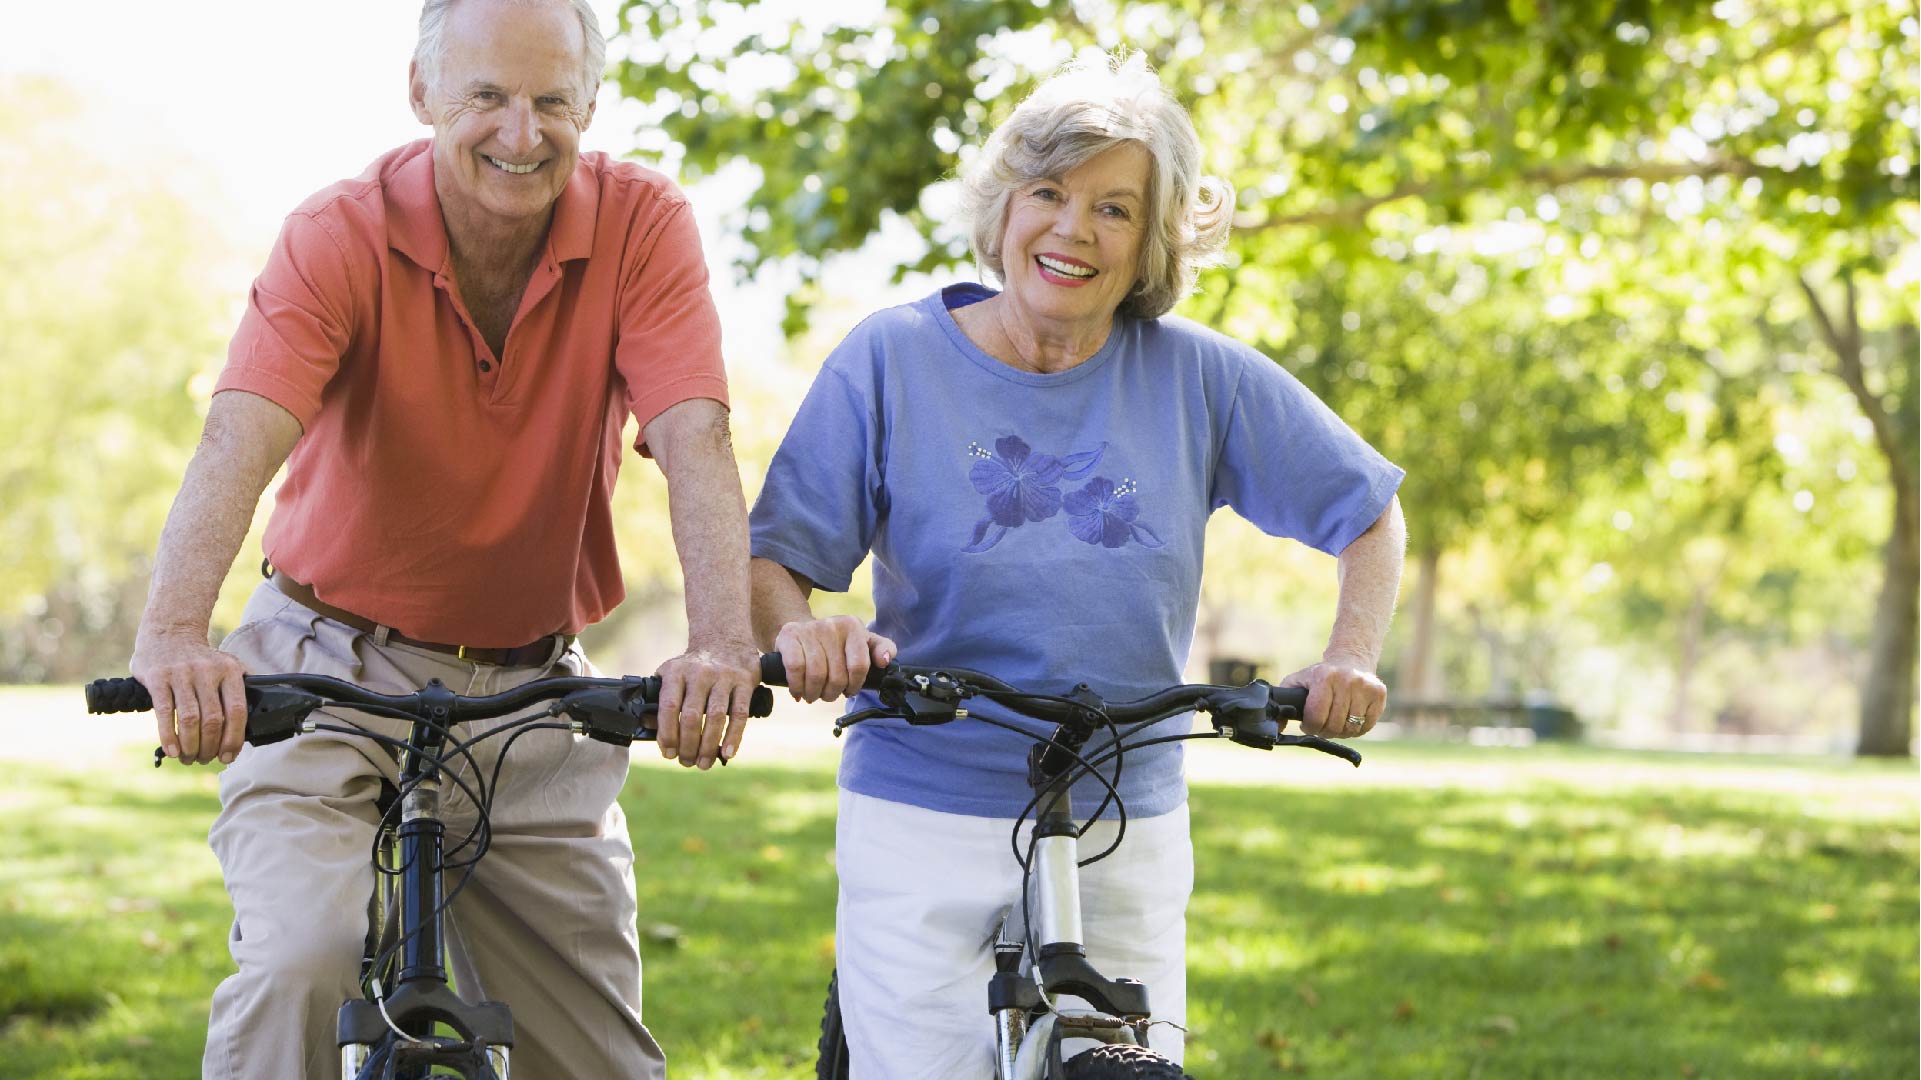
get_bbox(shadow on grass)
[1183,783,1919,1078]
[2,752,1914,1079]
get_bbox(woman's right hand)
[774,615,897,702]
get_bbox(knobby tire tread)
[1062,1043,1194,1079]
[816,971,851,1080]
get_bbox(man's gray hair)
[414,0,607,102]
[961,50,1233,321]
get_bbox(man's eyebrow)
[458,80,578,101]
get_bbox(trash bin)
[1523,691,1580,740]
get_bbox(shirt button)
[478,359,492,372]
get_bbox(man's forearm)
[140,391,303,642]
[650,402,755,648]
[1325,497,1407,670]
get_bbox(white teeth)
[486,156,541,175]
[1037,255,1095,278]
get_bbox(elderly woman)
[748,52,1405,1076]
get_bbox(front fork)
[993,784,1155,1079]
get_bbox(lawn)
[0,738,1914,1079]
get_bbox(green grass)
[1,742,1914,1079]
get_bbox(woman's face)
[997,142,1152,335]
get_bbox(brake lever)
[1275,733,1363,766]
[154,686,325,767]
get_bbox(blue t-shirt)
[750,284,1403,819]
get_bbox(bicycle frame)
[85,667,775,1080]
[995,762,1158,1080]
[339,694,515,1080]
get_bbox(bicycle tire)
[1062,1043,1193,1079]
[815,971,851,1080]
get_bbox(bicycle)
[759,655,1363,1080]
[84,668,774,1080]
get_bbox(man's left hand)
[1278,657,1388,739]
[656,642,760,769]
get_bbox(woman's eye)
[1102,205,1130,219]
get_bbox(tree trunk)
[1800,275,1916,757]
[1400,546,1442,704]
[1671,582,1709,733]
[1857,487,1918,756]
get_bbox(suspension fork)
[395,708,453,1000]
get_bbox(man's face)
[410,0,596,232]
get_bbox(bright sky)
[0,0,910,366]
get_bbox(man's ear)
[579,96,597,132]
[408,61,433,125]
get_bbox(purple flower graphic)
[962,436,1111,553]
[1064,477,1165,549]
[970,435,1065,527]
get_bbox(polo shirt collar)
[386,140,598,271]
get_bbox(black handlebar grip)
[85,677,154,714]
[1268,686,1308,721]
[757,652,891,691]
[749,685,774,717]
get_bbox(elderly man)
[128,0,756,1076]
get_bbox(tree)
[0,77,233,681]
[614,0,1917,750]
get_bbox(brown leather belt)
[268,572,572,667]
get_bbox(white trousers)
[835,788,1194,1080]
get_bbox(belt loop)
[372,624,392,647]
[540,634,566,672]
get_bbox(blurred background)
[3,0,1914,755]
[0,2,1916,1077]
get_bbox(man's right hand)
[774,615,896,703]
[130,631,249,765]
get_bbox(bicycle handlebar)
[84,671,777,757]
[755,654,1361,765]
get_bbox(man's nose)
[498,100,543,154]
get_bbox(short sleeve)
[615,199,730,446]
[1211,356,1404,555]
[214,211,360,428]
[749,356,885,594]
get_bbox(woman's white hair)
[414,0,607,102]
[961,50,1233,321]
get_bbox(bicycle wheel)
[1062,1043,1193,1079]
[815,971,850,1080]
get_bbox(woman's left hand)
[1278,656,1388,739]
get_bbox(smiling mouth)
[484,155,543,175]
[1036,255,1096,280]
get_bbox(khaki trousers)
[203,582,666,1080]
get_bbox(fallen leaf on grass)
[1686,970,1726,991]
[1604,932,1622,951]
[680,836,708,855]
[1258,1030,1291,1050]
[1295,983,1320,1007]
[641,923,686,948]
[1479,1015,1519,1036]
[1392,1000,1415,1022]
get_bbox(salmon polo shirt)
[215,140,729,647]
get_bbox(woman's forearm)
[750,557,816,651]
[1324,496,1407,671]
